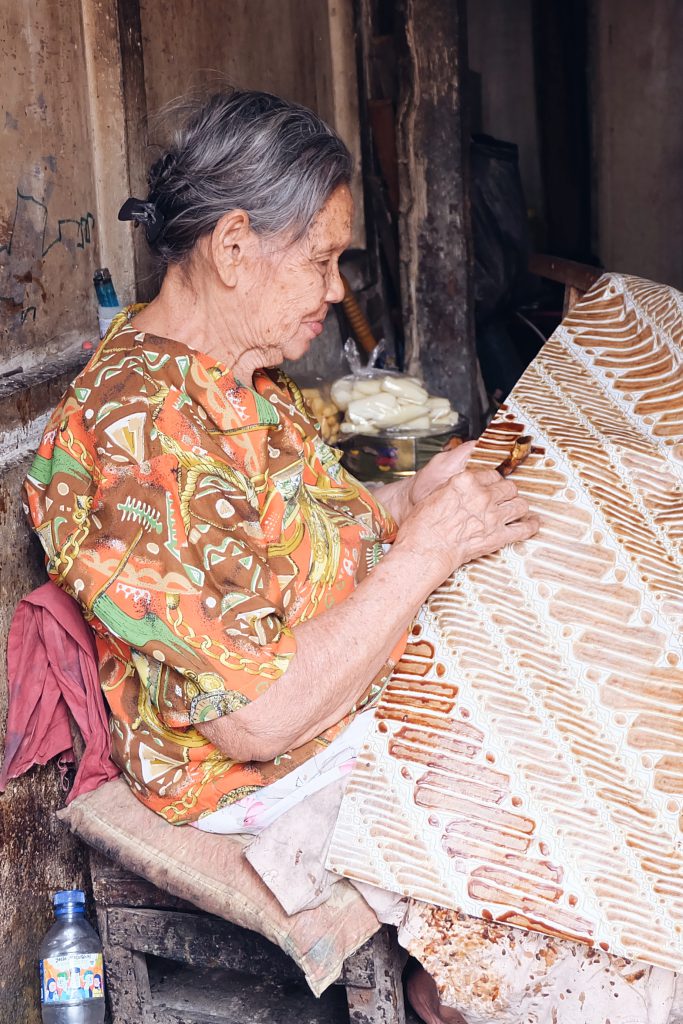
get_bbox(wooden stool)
[90,849,407,1023]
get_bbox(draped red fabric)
[0,581,120,802]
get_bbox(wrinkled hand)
[396,468,539,584]
[408,441,477,507]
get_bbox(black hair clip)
[118,197,165,243]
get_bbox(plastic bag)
[331,339,459,437]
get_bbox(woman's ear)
[210,210,252,287]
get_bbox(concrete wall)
[590,0,683,289]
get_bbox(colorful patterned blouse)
[24,318,404,823]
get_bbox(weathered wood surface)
[104,907,302,982]
[96,906,149,1023]
[0,0,100,370]
[0,361,93,1024]
[395,0,479,434]
[90,848,194,911]
[529,253,602,293]
[145,963,350,1024]
[344,926,406,1024]
[117,0,157,302]
[92,844,406,1023]
[90,847,390,990]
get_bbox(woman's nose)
[325,264,345,304]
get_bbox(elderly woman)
[24,91,543,1023]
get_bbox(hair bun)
[148,152,177,198]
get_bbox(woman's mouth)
[304,320,325,338]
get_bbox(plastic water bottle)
[38,890,106,1023]
[93,267,121,339]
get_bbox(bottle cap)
[53,890,86,908]
[93,268,111,284]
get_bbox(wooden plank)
[529,253,602,293]
[89,848,191,910]
[312,0,366,249]
[105,907,304,982]
[91,871,193,912]
[344,927,406,1024]
[395,0,479,434]
[97,907,149,1024]
[80,0,136,304]
[144,962,351,1024]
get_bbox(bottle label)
[40,953,104,1004]
[98,309,120,339]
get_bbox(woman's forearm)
[198,465,538,763]
[196,537,442,761]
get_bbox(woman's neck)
[130,266,260,382]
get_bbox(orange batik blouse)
[24,319,405,823]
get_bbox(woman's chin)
[282,335,313,362]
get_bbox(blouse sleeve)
[280,370,399,545]
[24,390,296,728]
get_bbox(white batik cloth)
[191,725,682,1024]
[191,709,374,835]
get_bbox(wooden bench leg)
[97,907,150,1024]
[343,926,406,1024]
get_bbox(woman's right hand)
[395,469,539,585]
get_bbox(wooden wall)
[0,3,360,1021]
[139,0,364,246]
[1,0,105,371]
[590,0,683,289]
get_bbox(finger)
[473,468,513,488]
[443,439,477,471]
[492,478,519,503]
[505,514,540,541]
[498,497,530,524]
[430,441,477,478]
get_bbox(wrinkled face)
[235,185,353,364]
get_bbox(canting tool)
[495,435,533,477]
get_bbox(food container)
[299,381,342,444]
[338,424,468,483]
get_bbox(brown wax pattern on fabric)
[328,274,683,973]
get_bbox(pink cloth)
[0,581,119,801]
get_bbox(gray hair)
[144,90,353,266]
